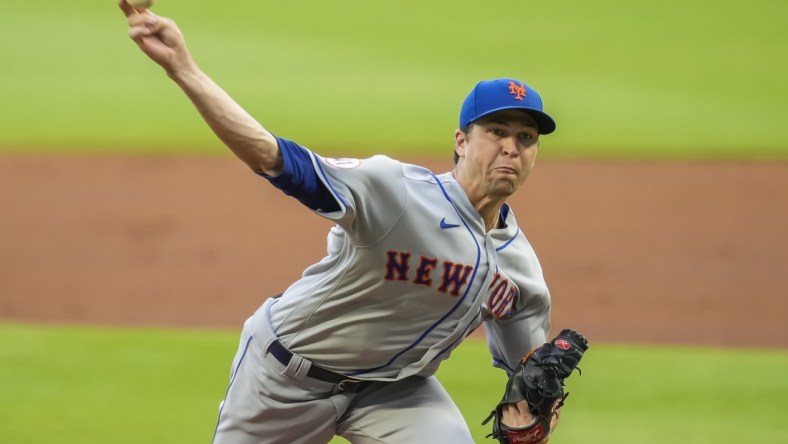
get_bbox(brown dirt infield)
[1,154,786,348]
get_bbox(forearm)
[120,2,281,175]
[484,311,550,372]
[170,67,282,175]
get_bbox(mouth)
[494,166,518,175]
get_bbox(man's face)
[455,110,540,198]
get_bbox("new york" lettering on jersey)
[384,251,473,297]
[486,271,517,320]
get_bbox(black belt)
[267,340,365,392]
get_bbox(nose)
[500,137,519,158]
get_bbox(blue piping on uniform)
[347,175,482,377]
[492,356,515,374]
[495,226,520,252]
[431,307,482,363]
[433,206,520,364]
[212,334,254,443]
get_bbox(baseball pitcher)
[120,2,588,443]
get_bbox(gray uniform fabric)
[213,300,474,443]
[213,150,551,443]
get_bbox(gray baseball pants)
[211,300,474,444]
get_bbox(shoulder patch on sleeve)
[325,158,361,169]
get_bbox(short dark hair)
[454,124,472,164]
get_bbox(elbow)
[243,132,282,176]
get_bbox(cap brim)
[473,106,556,135]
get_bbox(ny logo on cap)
[508,81,526,101]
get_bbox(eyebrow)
[487,117,538,130]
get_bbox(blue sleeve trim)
[312,152,348,209]
[259,137,339,212]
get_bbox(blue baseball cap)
[459,78,556,134]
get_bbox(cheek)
[467,146,491,167]
[516,153,531,167]
[525,148,538,167]
[519,152,537,179]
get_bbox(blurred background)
[1,0,786,158]
[1,1,786,443]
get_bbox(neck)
[477,198,503,232]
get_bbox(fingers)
[126,11,167,41]
[118,0,138,18]
[500,400,537,428]
[514,399,533,418]
[120,0,160,28]
[550,402,562,432]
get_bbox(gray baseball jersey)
[212,139,552,443]
[268,145,551,378]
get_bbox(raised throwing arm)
[119,0,282,176]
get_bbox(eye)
[518,132,538,143]
[489,128,506,137]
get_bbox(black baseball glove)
[483,329,589,444]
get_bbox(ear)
[454,129,468,159]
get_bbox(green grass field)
[1,0,786,158]
[1,2,786,443]
[1,323,786,444]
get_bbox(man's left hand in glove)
[484,329,589,444]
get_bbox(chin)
[489,181,518,197]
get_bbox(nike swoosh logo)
[440,218,460,229]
